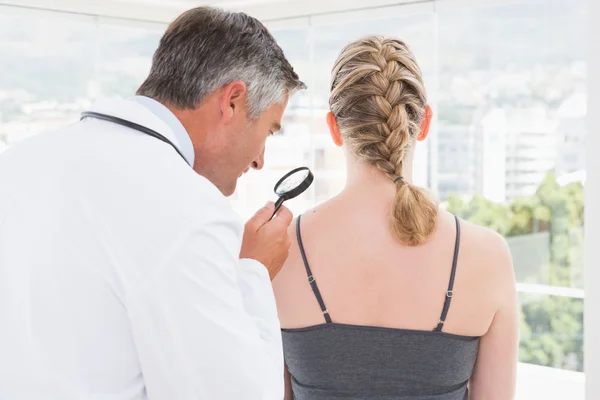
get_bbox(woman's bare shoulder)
[458,217,512,266]
[451,212,516,299]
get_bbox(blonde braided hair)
[330,35,437,246]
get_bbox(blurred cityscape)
[0,1,586,207]
[1,64,585,211]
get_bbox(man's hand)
[240,202,293,280]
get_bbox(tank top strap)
[296,214,332,323]
[434,215,461,332]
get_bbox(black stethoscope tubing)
[80,111,189,164]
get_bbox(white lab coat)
[0,98,284,399]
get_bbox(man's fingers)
[247,202,275,230]
[273,205,293,227]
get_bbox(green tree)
[447,193,512,235]
[448,172,584,371]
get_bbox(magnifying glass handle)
[270,197,285,220]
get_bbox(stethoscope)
[80,111,189,165]
[80,110,315,218]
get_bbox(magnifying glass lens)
[270,167,314,219]
[275,169,309,196]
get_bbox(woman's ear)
[418,104,432,141]
[326,112,343,147]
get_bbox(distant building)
[437,105,566,202]
[555,92,586,175]
[503,106,560,200]
[436,108,508,202]
[436,123,477,200]
[477,108,508,202]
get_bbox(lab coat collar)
[85,97,193,167]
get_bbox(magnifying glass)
[270,166,314,219]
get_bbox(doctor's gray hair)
[137,7,305,119]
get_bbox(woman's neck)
[342,149,415,193]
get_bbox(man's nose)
[251,149,265,171]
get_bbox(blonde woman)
[273,36,519,400]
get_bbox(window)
[97,23,162,97]
[438,0,587,374]
[0,11,96,148]
[0,11,163,154]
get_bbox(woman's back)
[274,183,517,399]
[272,34,518,400]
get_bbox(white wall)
[585,0,599,397]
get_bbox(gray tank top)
[281,214,481,400]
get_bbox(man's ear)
[326,112,343,147]
[219,80,248,124]
[418,104,432,141]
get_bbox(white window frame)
[585,0,599,398]
[0,0,174,23]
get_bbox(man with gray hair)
[0,6,305,400]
